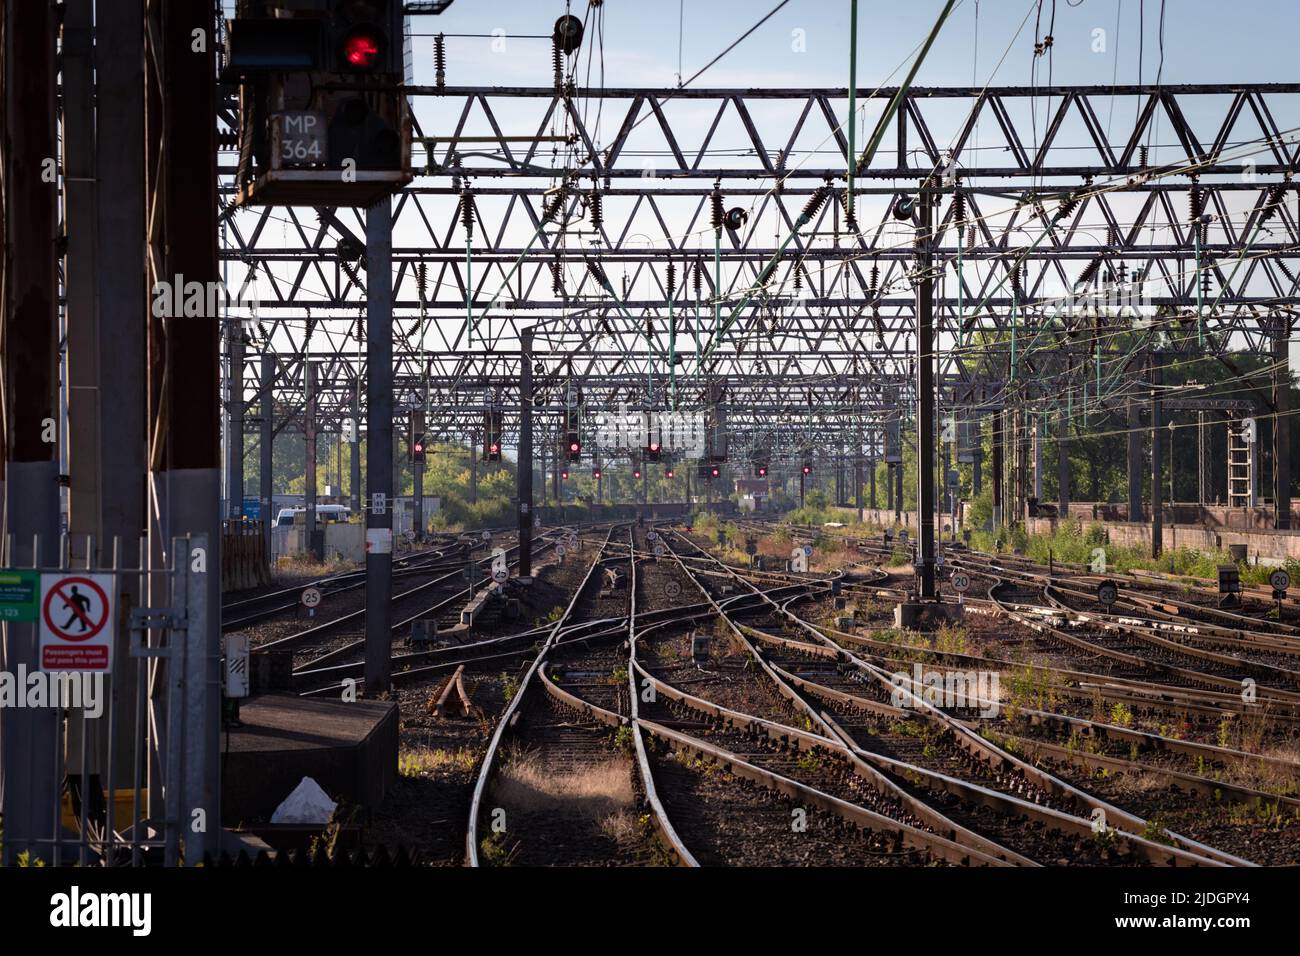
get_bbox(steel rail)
[668,528,1246,866]
[465,526,620,867]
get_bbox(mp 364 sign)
[39,573,115,672]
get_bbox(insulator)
[552,39,563,91]
[666,261,677,297]
[587,259,608,286]
[966,224,976,250]
[1055,191,1079,222]
[692,259,704,297]
[952,190,967,225]
[460,189,474,235]
[1077,257,1102,287]
[710,188,724,231]
[870,262,880,291]
[839,190,857,230]
[1260,183,1287,224]
[1277,259,1297,286]
[589,189,603,230]
[793,267,802,293]
[801,185,829,221]
[551,260,564,295]
[1009,263,1022,299]
[1138,144,1149,168]
[415,262,428,297]
[542,188,566,224]
[434,34,447,89]
[1106,224,1119,249]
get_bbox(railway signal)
[665,467,675,479]
[485,409,503,461]
[592,467,602,481]
[755,462,768,478]
[802,462,812,476]
[564,405,582,462]
[407,409,426,463]
[225,0,415,207]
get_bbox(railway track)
[651,525,1253,866]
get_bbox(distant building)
[734,478,770,512]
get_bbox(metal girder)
[216,83,1300,436]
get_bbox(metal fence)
[0,533,217,866]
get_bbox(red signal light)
[802,464,812,475]
[342,28,383,69]
[592,469,602,480]
[489,442,500,454]
[758,466,768,477]
[561,470,569,480]
[666,469,674,479]
[710,466,720,478]
[634,469,642,479]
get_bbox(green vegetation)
[970,519,1300,586]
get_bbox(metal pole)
[1197,410,1206,506]
[305,361,317,555]
[349,381,361,513]
[226,326,245,518]
[992,412,1004,529]
[1057,409,1070,518]
[96,0,147,780]
[846,0,858,222]
[915,184,936,599]
[518,328,534,578]
[260,355,274,563]
[414,454,424,539]
[143,0,222,863]
[364,196,394,694]
[0,0,60,865]
[1151,353,1163,558]
[1128,396,1143,522]
[1032,415,1042,502]
[1274,319,1291,529]
[469,434,478,504]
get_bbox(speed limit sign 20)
[950,571,971,593]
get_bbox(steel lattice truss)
[219,83,1300,456]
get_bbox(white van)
[274,505,351,528]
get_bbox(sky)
[415,0,1299,92]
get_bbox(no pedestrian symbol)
[39,573,114,672]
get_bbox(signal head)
[340,26,384,70]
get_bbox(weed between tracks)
[493,749,637,822]
[398,746,477,778]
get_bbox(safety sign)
[39,573,115,672]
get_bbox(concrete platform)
[221,694,398,826]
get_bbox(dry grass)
[272,553,355,579]
[495,746,635,818]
